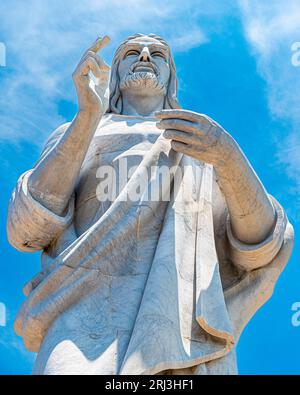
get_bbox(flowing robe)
[7,114,294,375]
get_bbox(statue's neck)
[121,91,165,117]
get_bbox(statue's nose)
[139,47,151,62]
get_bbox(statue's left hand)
[156,109,236,168]
[156,109,277,245]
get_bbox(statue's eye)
[125,50,140,57]
[151,51,166,59]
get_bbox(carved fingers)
[156,109,233,166]
[73,36,110,83]
[89,35,110,53]
[156,109,218,134]
[82,36,110,73]
[73,36,111,114]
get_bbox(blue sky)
[0,0,300,374]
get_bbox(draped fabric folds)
[7,115,293,374]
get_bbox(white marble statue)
[7,33,294,375]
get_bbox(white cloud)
[0,327,34,363]
[0,305,35,369]
[0,0,214,147]
[238,0,300,192]
[239,0,300,54]
[1,0,298,187]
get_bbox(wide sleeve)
[6,123,74,253]
[226,196,289,271]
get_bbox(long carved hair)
[107,33,181,114]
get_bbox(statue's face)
[118,36,171,96]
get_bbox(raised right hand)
[72,36,110,117]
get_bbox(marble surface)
[7,34,294,375]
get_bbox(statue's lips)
[133,65,156,74]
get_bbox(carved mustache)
[129,61,159,76]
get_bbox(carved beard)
[120,71,166,95]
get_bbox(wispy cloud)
[1,1,298,187]
[0,327,34,364]
[238,0,300,195]
[0,0,215,148]
[0,306,35,369]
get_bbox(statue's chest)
[74,123,161,234]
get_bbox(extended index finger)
[89,35,110,54]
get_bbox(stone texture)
[7,33,294,375]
